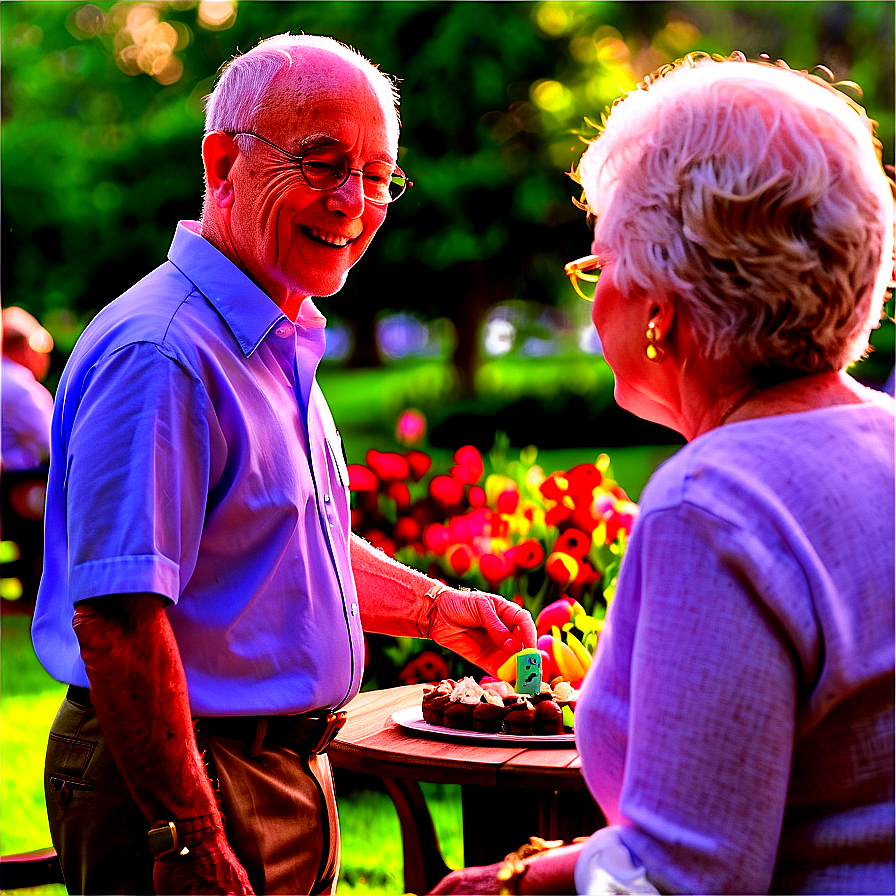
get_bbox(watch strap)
[147,814,221,858]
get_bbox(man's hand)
[429,590,536,677]
[153,831,254,895]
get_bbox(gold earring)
[645,320,665,362]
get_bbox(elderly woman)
[432,54,894,895]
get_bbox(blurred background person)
[432,53,894,896]
[1,306,55,606]
[1,306,54,472]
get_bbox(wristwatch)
[147,814,220,858]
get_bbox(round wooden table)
[329,684,604,894]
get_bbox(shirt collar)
[167,221,293,357]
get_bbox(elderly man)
[32,34,534,896]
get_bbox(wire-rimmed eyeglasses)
[228,131,413,204]
[564,254,602,301]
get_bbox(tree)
[2,1,893,388]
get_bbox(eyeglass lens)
[301,148,408,203]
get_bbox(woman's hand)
[428,862,504,894]
[429,842,582,895]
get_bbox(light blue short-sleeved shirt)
[32,221,365,716]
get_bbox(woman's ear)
[647,296,677,333]
[202,131,238,208]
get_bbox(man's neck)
[199,216,308,323]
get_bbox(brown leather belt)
[66,685,347,756]
[195,711,347,756]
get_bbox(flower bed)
[349,439,638,688]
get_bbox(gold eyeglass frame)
[564,254,602,301]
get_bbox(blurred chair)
[0,847,63,889]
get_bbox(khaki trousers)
[44,693,340,895]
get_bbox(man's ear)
[202,131,238,208]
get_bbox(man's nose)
[325,170,366,217]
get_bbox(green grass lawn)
[319,357,681,501]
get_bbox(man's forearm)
[72,594,222,826]
[350,534,440,638]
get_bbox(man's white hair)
[204,33,400,146]
[575,54,894,373]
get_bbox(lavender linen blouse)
[575,401,895,894]
[32,222,365,716]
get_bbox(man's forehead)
[258,50,398,150]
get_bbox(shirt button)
[351,603,358,616]
[275,324,292,337]
[324,494,331,503]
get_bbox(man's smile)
[302,225,356,247]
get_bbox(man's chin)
[301,272,350,299]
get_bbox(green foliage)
[3,1,892,383]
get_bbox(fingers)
[477,595,536,650]
[496,601,537,648]
[472,597,522,652]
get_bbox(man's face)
[224,57,397,309]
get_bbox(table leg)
[461,785,605,866]
[381,777,451,894]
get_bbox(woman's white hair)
[204,33,400,145]
[575,54,895,373]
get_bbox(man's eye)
[365,171,392,186]
[303,160,341,174]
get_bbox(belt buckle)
[308,711,347,754]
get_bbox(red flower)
[553,528,591,559]
[406,450,432,482]
[565,463,603,496]
[423,523,450,555]
[479,552,513,587]
[399,650,450,685]
[545,551,579,589]
[545,500,573,528]
[468,485,487,507]
[396,409,427,446]
[446,543,474,575]
[568,560,600,599]
[348,464,378,492]
[570,500,601,534]
[366,449,410,483]
[496,489,520,515]
[539,473,569,502]
[385,480,411,512]
[429,474,464,508]
[490,514,510,540]
[365,529,397,558]
[453,445,484,484]
[514,539,545,571]
[394,516,422,546]
[447,514,474,545]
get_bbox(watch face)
[147,822,176,857]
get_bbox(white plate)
[390,706,575,746]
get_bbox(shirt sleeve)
[575,827,660,894]
[64,341,213,603]
[580,503,799,894]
